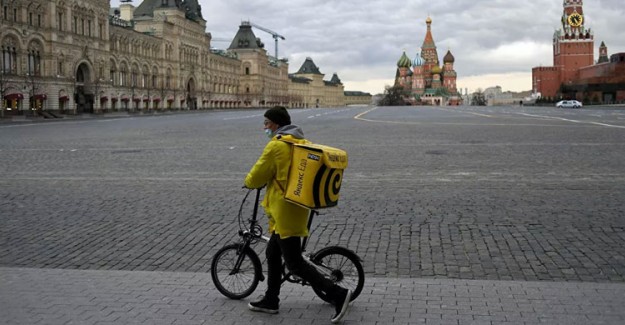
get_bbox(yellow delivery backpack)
[282,142,348,209]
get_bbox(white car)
[556,100,583,108]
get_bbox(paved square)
[1,107,625,323]
[2,267,625,325]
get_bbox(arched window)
[57,11,64,30]
[57,54,65,76]
[27,42,43,76]
[142,64,149,88]
[76,66,85,83]
[131,66,138,87]
[2,37,18,74]
[152,67,158,88]
[120,63,128,87]
[110,60,117,86]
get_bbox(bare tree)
[0,69,9,117]
[24,72,43,114]
[378,85,407,106]
[92,75,105,113]
[172,84,178,110]
[471,88,487,106]
[159,73,166,111]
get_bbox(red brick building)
[532,0,625,103]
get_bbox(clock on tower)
[567,12,583,27]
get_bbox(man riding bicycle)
[244,106,352,323]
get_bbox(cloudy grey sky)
[112,0,625,95]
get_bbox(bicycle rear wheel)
[211,243,262,299]
[311,246,365,303]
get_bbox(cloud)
[466,41,552,73]
[112,0,625,94]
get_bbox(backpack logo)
[307,153,320,161]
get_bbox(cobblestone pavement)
[2,267,625,325]
[1,106,625,282]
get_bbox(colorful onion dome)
[431,65,442,74]
[426,16,432,24]
[397,51,412,68]
[413,53,423,67]
[443,50,455,63]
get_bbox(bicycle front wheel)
[211,243,262,300]
[311,246,365,303]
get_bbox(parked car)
[556,100,583,108]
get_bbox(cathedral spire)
[421,16,439,66]
[422,16,435,50]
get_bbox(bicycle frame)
[233,188,320,283]
[212,187,364,302]
[232,188,266,273]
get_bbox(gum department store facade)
[1,0,371,116]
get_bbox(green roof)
[330,73,342,85]
[229,22,262,50]
[289,75,311,84]
[134,0,204,22]
[296,57,322,75]
[345,91,372,96]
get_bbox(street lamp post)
[24,72,41,116]
[536,79,542,96]
[130,83,135,113]
[0,69,6,118]
[93,77,105,114]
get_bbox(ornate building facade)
[288,57,345,108]
[1,0,366,117]
[394,17,460,106]
[532,0,625,103]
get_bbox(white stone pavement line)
[353,106,593,128]
[515,112,625,129]
[306,108,358,119]
[1,268,625,325]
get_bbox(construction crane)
[248,22,285,59]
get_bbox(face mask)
[264,128,273,138]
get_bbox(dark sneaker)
[331,289,353,323]
[248,296,279,314]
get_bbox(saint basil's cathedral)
[394,17,461,106]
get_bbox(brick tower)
[598,41,609,64]
[421,16,439,89]
[553,0,594,85]
[532,0,595,98]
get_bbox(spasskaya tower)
[532,0,594,98]
[554,0,594,84]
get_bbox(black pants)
[265,232,341,302]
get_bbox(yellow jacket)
[245,132,311,238]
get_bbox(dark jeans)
[264,232,342,302]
